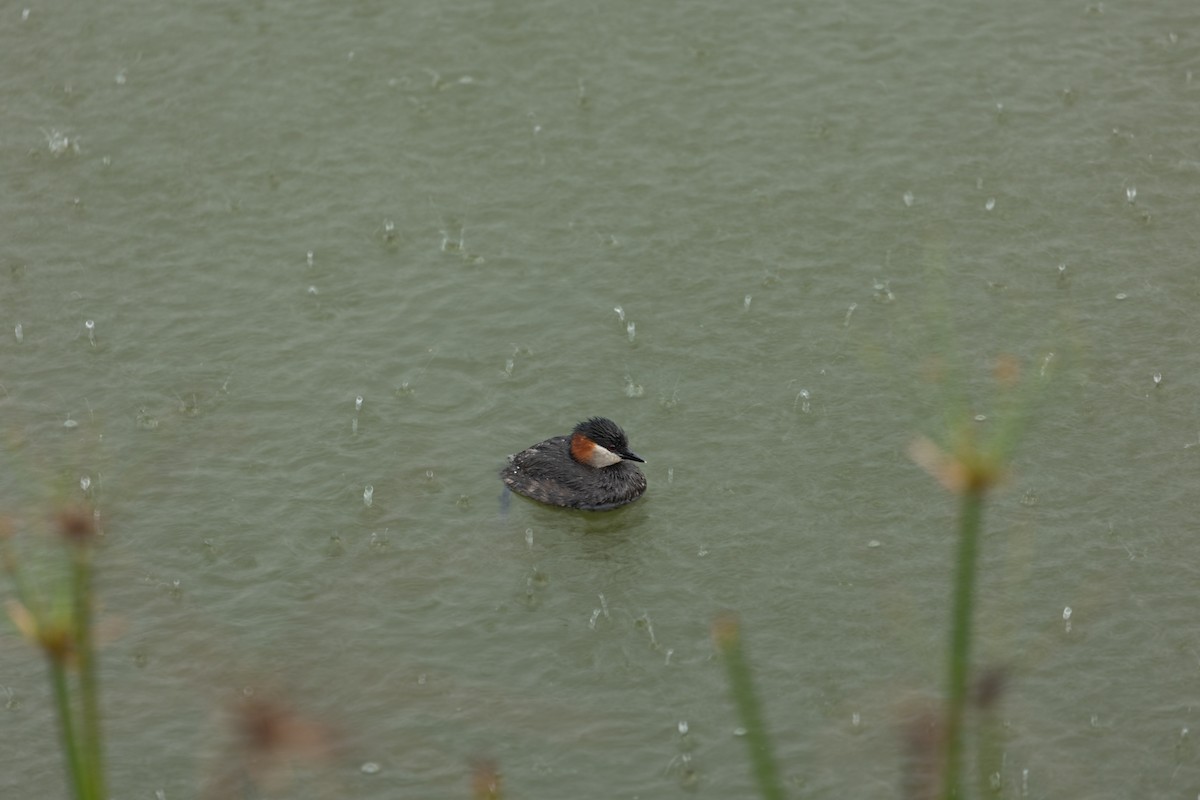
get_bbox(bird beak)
[622,451,645,463]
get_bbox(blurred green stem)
[717,616,787,800]
[48,658,90,800]
[71,545,106,800]
[942,485,985,799]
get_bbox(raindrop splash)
[84,319,96,346]
[14,323,23,343]
[743,294,752,311]
[613,305,625,322]
[43,128,79,156]
[626,321,636,342]
[1040,352,1055,377]
[985,197,996,211]
[363,485,374,507]
[1125,186,1137,204]
[903,190,914,207]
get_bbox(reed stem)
[47,657,90,800]
[71,544,106,800]
[941,485,986,799]
[715,615,787,800]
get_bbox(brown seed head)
[471,759,503,800]
[993,354,1020,389]
[55,506,97,543]
[711,612,741,651]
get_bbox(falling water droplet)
[613,305,625,322]
[14,323,22,343]
[743,294,752,311]
[1125,186,1137,204]
[355,395,364,411]
[1153,372,1163,386]
[844,302,857,327]
[626,321,636,342]
[505,358,514,376]
[80,475,91,492]
[985,197,996,211]
[678,720,689,735]
[306,250,315,267]
[363,485,374,507]
[902,190,914,207]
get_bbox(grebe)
[500,417,647,510]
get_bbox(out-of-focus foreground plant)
[2,505,107,800]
